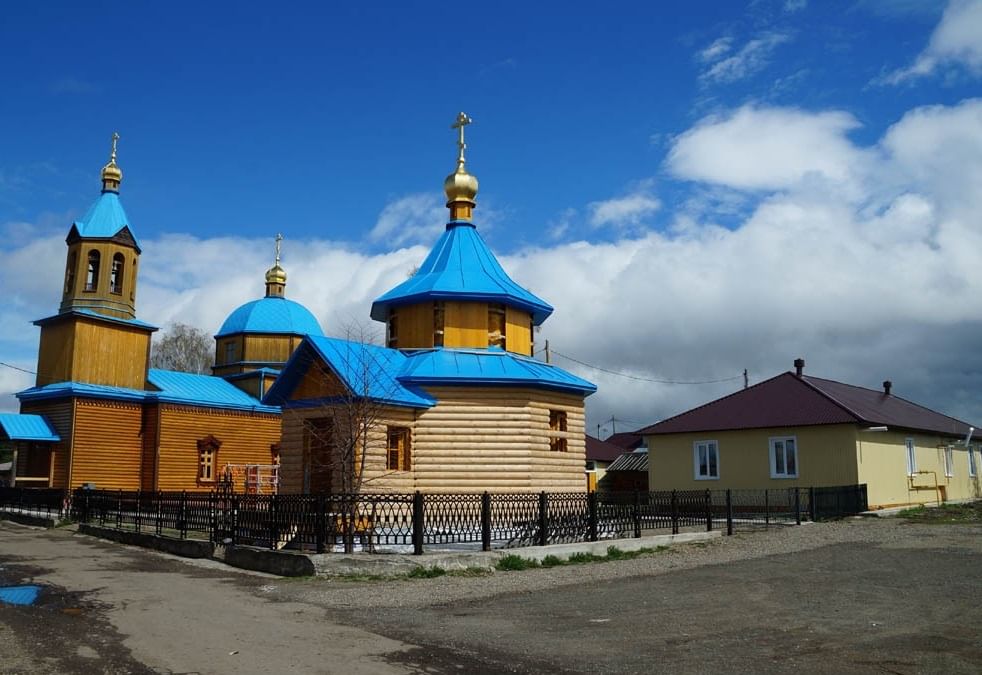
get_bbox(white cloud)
[588,182,661,227]
[368,193,447,247]
[784,0,807,12]
[882,0,982,84]
[700,32,792,84]
[698,37,733,63]
[666,105,869,192]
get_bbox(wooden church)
[6,136,319,492]
[266,113,596,493]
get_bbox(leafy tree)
[150,323,213,374]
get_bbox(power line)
[0,361,36,376]
[549,349,744,386]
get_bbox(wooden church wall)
[19,399,74,489]
[71,399,143,490]
[154,404,280,491]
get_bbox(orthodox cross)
[274,232,283,265]
[109,132,120,164]
[451,112,472,167]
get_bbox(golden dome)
[265,263,287,285]
[444,165,479,205]
[101,132,122,192]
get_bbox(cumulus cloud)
[698,37,733,63]
[699,32,792,84]
[882,0,982,84]
[368,193,446,247]
[588,183,661,227]
[2,101,982,433]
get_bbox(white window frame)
[693,440,720,480]
[905,438,916,476]
[969,445,977,478]
[769,436,798,479]
[943,445,954,478]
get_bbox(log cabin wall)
[71,398,143,490]
[155,404,280,491]
[19,399,74,488]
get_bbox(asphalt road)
[1,517,980,674]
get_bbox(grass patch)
[448,566,493,578]
[496,554,540,571]
[495,543,679,572]
[898,501,982,524]
[540,554,566,568]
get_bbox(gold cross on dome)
[109,132,120,164]
[450,112,472,166]
[274,233,283,265]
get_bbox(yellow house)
[642,359,980,509]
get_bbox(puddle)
[0,585,41,606]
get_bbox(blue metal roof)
[370,221,554,325]
[17,372,278,414]
[71,191,139,246]
[33,309,158,331]
[400,348,597,395]
[0,413,61,442]
[216,296,324,338]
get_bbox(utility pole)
[544,339,550,364]
[743,369,748,389]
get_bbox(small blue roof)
[216,296,324,338]
[370,221,554,325]
[400,348,597,395]
[33,309,158,331]
[17,371,278,414]
[0,413,61,442]
[71,191,139,247]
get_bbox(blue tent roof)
[370,221,554,325]
[216,296,324,338]
[17,371,278,414]
[71,191,139,247]
[400,348,597,395]
[0,413,61,442]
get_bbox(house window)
[943,445,954,477]
[770,436,797,479]
[694,440,719,480]
[549,409,568,452]
[64,251,77,294]
[387,310,399,348]
[433,302,445,347]
[488,303,506,349]
[196,435,221,483]
[224,341,236,364]
[85,250,100,291]
[386,427,411,471]
[110,253,124,295]
[969,445,977,478]
[905,438,916,476]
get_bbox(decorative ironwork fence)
[0,487,68,519]
[67,484,868,555]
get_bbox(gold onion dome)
[265,263,287,284]
[444,112,478,209]
[101,132,123,192]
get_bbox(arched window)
[64,251,77,294]
[85,250,100,291]
[197,435,222,483]
[110,253,124,295]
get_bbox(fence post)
[481,491,491,552]
[135,490,142,533]
[269,494,279,550]
[155,491,163,536]
[705,490,712,532]
[412,491,424,556]
[726,489,733,536]
[670,490,679,535]
[794,487,801,525]
[632,489,641,538]
[116,489,123,529]
[177,490,188,539]
[764,489,770,527]
[230,493,239,546]
[315,493,326,554]
[538,492,549,547]
[808,486,816,522]
[208,491,216,543]
[588,491,598,542]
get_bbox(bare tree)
[150,323,213,374]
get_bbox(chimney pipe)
[883,380,892,396]
[793,358,805,377]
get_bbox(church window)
[64,251,77,294]
[85,250,100,291]
[433,302,445,347]
[110,253,124,295]
[387,310,399,348]
[549,409,568,452]
[196,435,221,483]
[387,426,411,471]
[224,341,236,364]
[488,303,506,349]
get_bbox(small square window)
[694,440,719,480]
[549,410,568,452]
[770,436,798,479]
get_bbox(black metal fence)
[65,483,868,554]
[0,487,68,519]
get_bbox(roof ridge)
[796,375,865,423]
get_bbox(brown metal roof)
[606,451,649,472]
[639,371,977,438]
[586,434,629,462]
[604,432,645,450]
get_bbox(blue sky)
[2,0,981,433]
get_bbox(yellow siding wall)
[19,400,74,488]
[71,399,144,490]
[35,321,75,387]
[394,303,435,349]
[505,307,533,356]
[444,302,489,349]
[242,334,299,366]
[646,425,860,491]
[60,241,139,319]
[155,405,281,491]
[857,431,982,507]
[38,318,150,390]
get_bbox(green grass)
[898,501,982,524]
[407,565,447,579]
[496,554,541,571]
[495,543,673,572]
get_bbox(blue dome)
[216,296,323,338]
